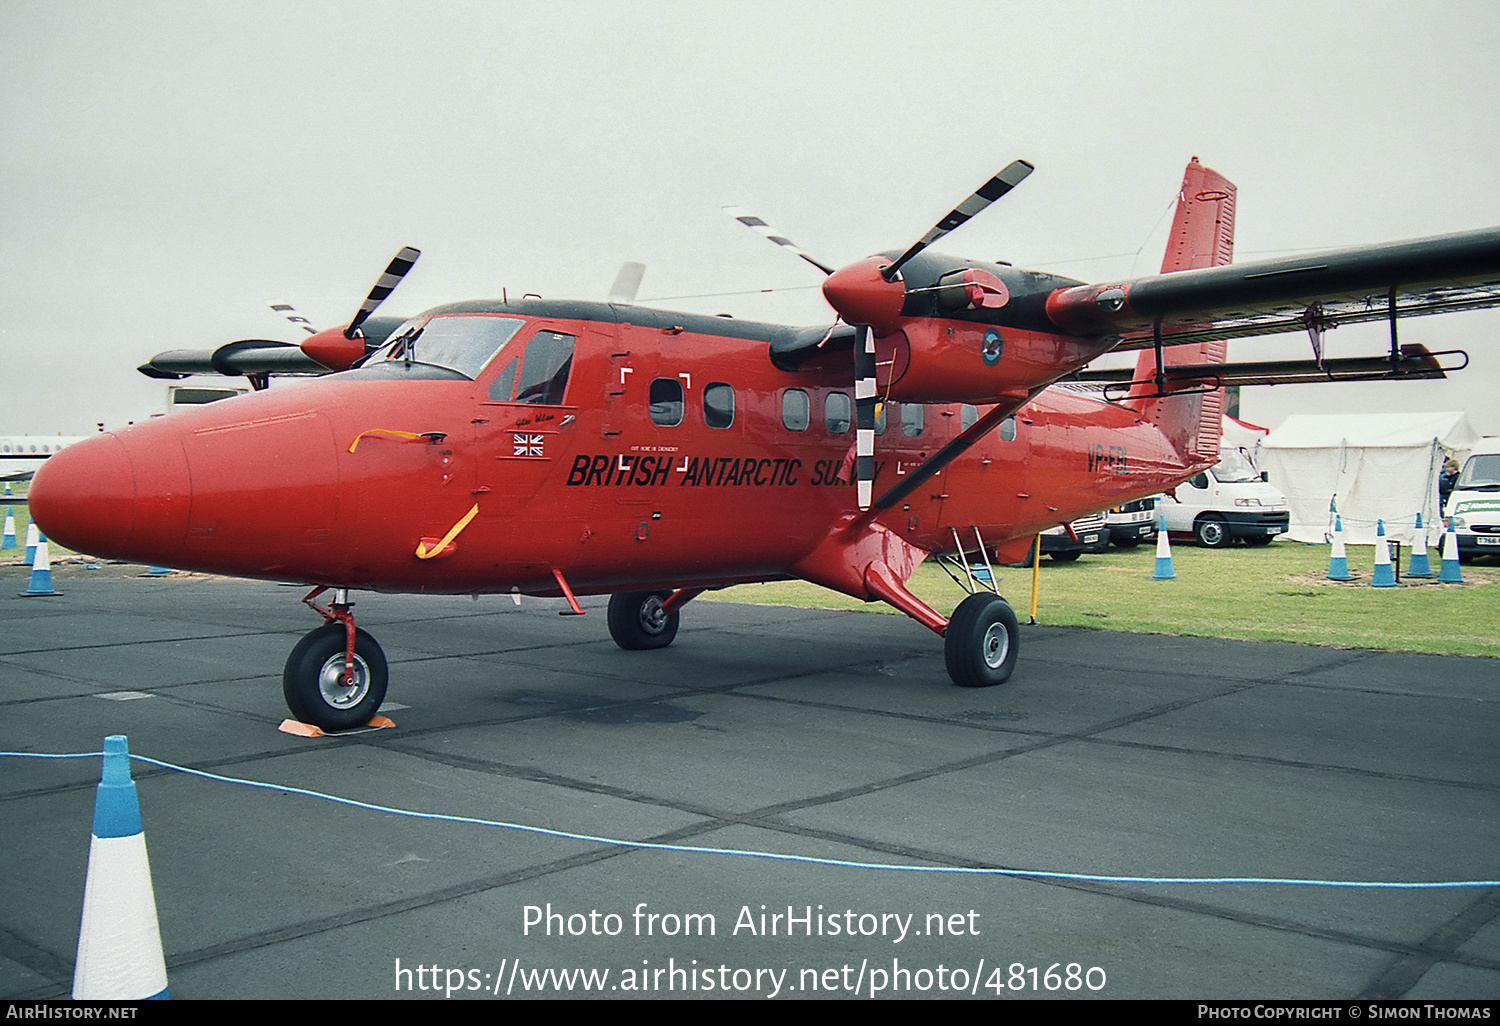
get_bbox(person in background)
[1439,457,1461,514]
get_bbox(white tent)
[1258,412,1481,544]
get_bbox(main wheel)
[282,624,388,731]
[1049,550,1081,562]
[1194,517,1232,548]
[607,591,679,650]
[1243,534,1273,547]
[944,593,1020,688]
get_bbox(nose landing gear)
[284,587,389,731]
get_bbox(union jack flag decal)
[513,433,545,457]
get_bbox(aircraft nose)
[29,434,137,559]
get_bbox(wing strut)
[868,394,1029,514]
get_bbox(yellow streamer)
[415,504,480,560]
[348,429,426,453]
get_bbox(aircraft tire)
[607,591,679,650]
[282,624,389,731]
[1195,517,1232,548]
[944,593,1019,688]
[1243,535,1273,547]
[1049,550,1081,563]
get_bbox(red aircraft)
[29,159,1500,731]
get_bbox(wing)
[1045,226,1500,349]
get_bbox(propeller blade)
[723,206,836,275]
[608,261,647,303]
[883,159,1033,281]
[854,325,877,510]
[268,302,318,335]
[345,246,420,339]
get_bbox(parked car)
[1157,448,1289,547]
[1445,437,1500,562]
[1107,497,1157,547]
[1019,511,1111,564]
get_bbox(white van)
[1158,448,1289,547]
[1445,437,1500,562]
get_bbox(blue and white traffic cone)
[73,736,169,1000]
[20,534,59,597]
[1152,516,1176,580]
[24,521,38,564]
[1370,519,1397,588]
[1406,513,1433,578]
[1326,515,1351,580]
[1,507,15,550]
[1439,518,1464,583]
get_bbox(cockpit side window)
[514,331,575,405]
[487,356,519,402]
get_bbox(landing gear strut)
[284,587,389,730]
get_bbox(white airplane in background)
[1,436,91,484]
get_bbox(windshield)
[1211,448,1260,483]
[369,314,525,379]
[1456,453,1500,489]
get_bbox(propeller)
[346,246,421,340]
[727,160,1033,510]
[722,207,835,275]
[882,160,1033,282]
[298,247,421,372]
[608,261,647,304]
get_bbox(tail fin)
[1126,158,1237,463]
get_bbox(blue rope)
[4,748,1496,889]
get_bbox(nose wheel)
[285,588,389,731]
[607,591,679,650]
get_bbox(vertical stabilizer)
[1126,158,1236,463]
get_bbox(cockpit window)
[371,315,525,379]
[514,331,575,405]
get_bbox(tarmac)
[1,561,1497,1001]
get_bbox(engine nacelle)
[873,318,1115,405]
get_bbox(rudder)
[1126,158,1236,463]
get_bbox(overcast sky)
[3,0,1498,437]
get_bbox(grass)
[704,542,1500,659]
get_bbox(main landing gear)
[284,587,389,731]
[601,568,1021,689]
[943,593,1020,688]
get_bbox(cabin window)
[514,331,574,404]
[377,314,525,379]
[782,389,810,432]
[960,404,977,431]
[901,403,924,438]
[1000,415,1016,441]
[875,402,888,436]
[825,392,851,434]
[704,382,734,428]
[649,378,684,426]
[487,356,519,402]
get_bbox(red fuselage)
[31,299,1206,601]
